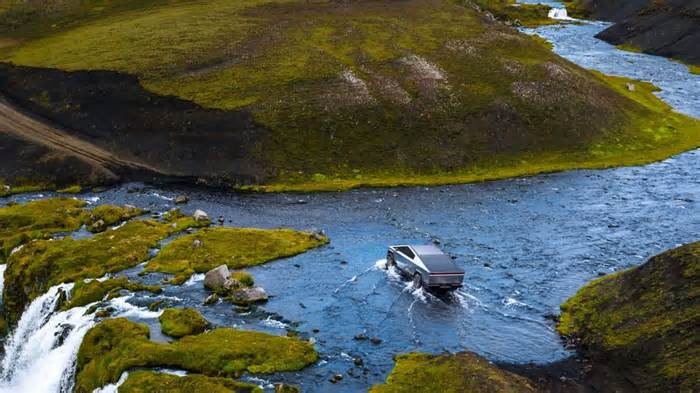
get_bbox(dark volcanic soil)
[576,0,700,65]
[0,63,269,186]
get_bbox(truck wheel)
[413,273,423,289]
[386,252,396,270]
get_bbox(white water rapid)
[0,283,95,393]
[548,7,573,20]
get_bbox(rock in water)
[174,195,189,204]
[275,383,300,393]
[90,219,106,233]
[230,287,268,305]
[193,209,209,222]
[204,265,230,291]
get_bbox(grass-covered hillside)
[558,241,700,392]
[0,0,699,191]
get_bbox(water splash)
[184,273,205,286]
[93,371,129,393]
[0,284,95,393]
[548,8,573,20]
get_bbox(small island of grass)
[120,370,262,393]
[145,227,328,284]
[75,318,318,392]
[159,307,210,338]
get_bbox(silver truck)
[386,244,464,290]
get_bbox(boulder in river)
[174,195,189,204]
[90,219,106,233]
[204,265,230,291]
[193,209,209,222]
[275,383,300,393]
[230,287,268,305]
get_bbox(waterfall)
[0,283,95,393]
[548,8,573,20]
[0,264,6,302]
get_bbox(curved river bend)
[1,8,699,393]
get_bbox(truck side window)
[397,246,415,259]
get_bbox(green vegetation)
[159,307,210,337]
[231,271,254,287]
[87,204,144,232]
[0,181,50,197]
[615,43,643,54]
[370,352,537,393]
[62,277,161,310]
[559,0,590,18]
[3,213,207,324]
[1,0,698,191]
[0,198,86,263]
[56,184,82,193]
[146,227,328,284]
[558,241,700,391]
[120,371,262,393]
[473,0,557,27]
[75,318,318,392]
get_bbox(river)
[0,5,699,393]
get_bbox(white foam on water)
[548,8,573,20]
[156,368,188,377]
[83,196,100,204]
[109,295,163,319]
[184,273,205,286]
[9,245,23,255]
[244,376,274,389]
[93,371,129,393]
[110,221,127,231]
[503,297,528,308]
[260,316,287,330]
[0,283,96,393]
[150,193,173,201]
[0,264,5,300]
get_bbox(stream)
[1,5,699,393]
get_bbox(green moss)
[87,204,144,232]
[473,0,557,27]
[558,241,700,391]
[231,271,254,287]
[120,370,262,393]
[145,227,328,284]
[75,318,318,392]
[0,180,51,197]
[559,0,591,18]
[3,215,207,324]
[62,277,161,310]
[56,184,82,194]
[615,43,643,54]
[0,197,87,263]
[370,352,537,393]
[159,307,210,338]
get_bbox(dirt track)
[0,95,159,181]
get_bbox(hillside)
[564,0,700,69]
[558,241,700,391]
[0,0,699,191]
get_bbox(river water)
[1,6,699,393]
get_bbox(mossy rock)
[370,352,537,392]
[558,241,700,391]
[3,214,207,324]
[62,277,161,310]
[159,307,210,338]
[146,227,328,284]
[120,370,262,393]
[56,184,82,193]
[75,318,318,392]
[230,271,254,287]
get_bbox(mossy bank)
[75,318,318,392]
[370,352,538,393]
[1,0,698,191]
[558,241,700,392]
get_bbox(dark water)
[5,147,699,391]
